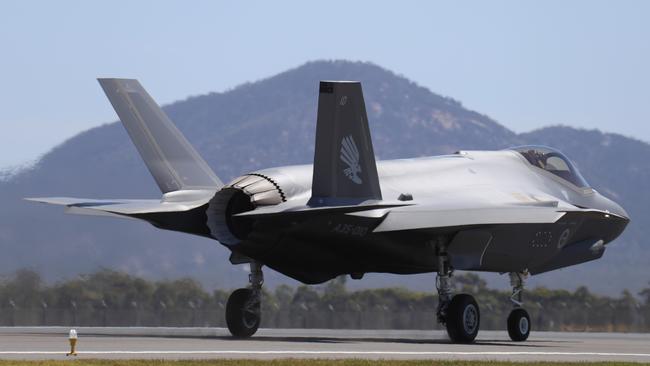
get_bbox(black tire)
[507,308,530,341]
[445,294,480,343]
[226,288,260,338]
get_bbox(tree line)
[0,269,648,332]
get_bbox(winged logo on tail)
[340,135,362,184]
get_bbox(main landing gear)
[507,271,531,341]
[226,261,263,338]
[436,247,480,343]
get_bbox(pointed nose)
[602,196,630,223]
[611,202,629,222]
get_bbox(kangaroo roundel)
[340,135,362,184]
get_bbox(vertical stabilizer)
[309,81,382,206]
[98,79,223,193]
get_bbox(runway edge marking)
[1,351,650,357]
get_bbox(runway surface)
[1,327,649,362]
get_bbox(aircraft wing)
[235,200,413,218]
[372,202,567,232]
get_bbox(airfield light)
[67,329,78,356]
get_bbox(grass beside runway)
[0,361,648,366]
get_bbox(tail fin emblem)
[340,135,362,184]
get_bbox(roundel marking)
[558,228,571,249]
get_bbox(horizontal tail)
[26,190,215,238]
[98,78,223,193]
[25,189,215,218]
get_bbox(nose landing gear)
[507,271,530,341]
[226,261,263,338]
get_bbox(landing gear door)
[448,230,493,270]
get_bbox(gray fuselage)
[204,149,628,284]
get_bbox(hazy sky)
[1,0,648,169]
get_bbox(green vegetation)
[0,360,648,366]
[0,269,649,332]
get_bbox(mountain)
[0,61,645,295]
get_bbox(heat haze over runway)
[0,327,649,362]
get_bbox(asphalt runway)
[0,327,649,362]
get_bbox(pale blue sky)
[1,0,648,169]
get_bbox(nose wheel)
[225,262,263,338]
[507,271,530,341]
[507,307,530,341]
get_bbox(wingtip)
[24,197,54,205]
[97,78,139,84]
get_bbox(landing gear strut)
[226,261,263,338]
[507,271,530,341]
[436,245,480,343]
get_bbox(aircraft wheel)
[226,288,260,338]
[507,308,530,341]
[445,294,480,343]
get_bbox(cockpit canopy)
[511,146,590,188]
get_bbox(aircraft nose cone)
[596,194,629,222]
[612,202,630,222]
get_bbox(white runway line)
[1,351,650,357]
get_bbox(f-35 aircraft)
[29,79,629,343]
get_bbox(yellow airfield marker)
[66,329,77,356]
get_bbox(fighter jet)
[28,79,629,343]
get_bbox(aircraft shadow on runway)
[212,335,568,347]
